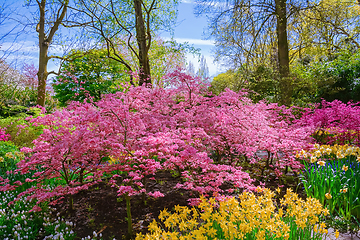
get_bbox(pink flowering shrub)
[3,69,315,211]
[0,127,10,142]
[296,100,360,146]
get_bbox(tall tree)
[275,0,291,105]
[290,0,360,61]
[72,0,178,86]
[33,0,69,106]
[195,0,314,105]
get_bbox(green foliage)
[293,49,360,103]
[210,69,243,95]
[53,49,128,106]
[246,65,280,103]
[210,66,280,102]
[300,145,360,227]
[0,105,29,118]
[216,48,360,105]
[0,141,19,174]
[0,86,37,109]
[0,143,76,240]
[0,116,44,148]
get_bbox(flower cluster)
[0,127,10,142]
[299,143,360,221]
[296,100,360,146]
[296,144,360,164]
[0,190,75,240]
[136,188,331,240]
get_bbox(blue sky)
[0,0,223,77]
[163,0,224,76]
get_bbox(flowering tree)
[22,63,38,91]
[2,70,319,239]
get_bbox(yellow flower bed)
[296,144,360,163]
[136,188,331,240]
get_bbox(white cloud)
[180,0,193,3]
[164,37,215,46]
[0,41,38,53]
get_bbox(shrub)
[4,70,314,236]
[0,107,45,148]
[296,100,360,146]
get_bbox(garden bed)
[50,170,303,239]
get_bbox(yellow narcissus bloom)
[136,188,329,240]
[0,157,4,162]
[335,230,340,238]
[314,150,322,158]
[357,156,360,163]
[325,193,332,199]
[5,152,14,159]
[317,160,326,166]
[301,144,360,163]
[340,188,348,193]
[14,151,25,159]
[342,165,349,171]
[300,149,306,157]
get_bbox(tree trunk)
[37,38,49,106]
[37,0,48,106]
[275,0,291,106]
[36,0,68,106]
[134,0,151,86]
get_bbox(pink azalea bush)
[0,127,10,142]
[296,100,360,146]
[2,70,315,211]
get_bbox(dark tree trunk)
[134,0,151,86]
[37,0,48,107]
[36,0,68,106]
[275,0,291,106]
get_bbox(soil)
[51,170,303,240]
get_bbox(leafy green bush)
[53,49,128,106]
[0,114,44,148]
[293,49,360,103]
[0,141,20,175]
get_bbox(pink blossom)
[148,191,164,198]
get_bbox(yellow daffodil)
[325,193,332,199]
[14,151,25,159]
[136,188,329,240]
[335,230,340,238]
[5,152,14,159]
[310,156,317,163]
[317,160,325,166]
[342,165,348,171]
[340,188,348,193]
